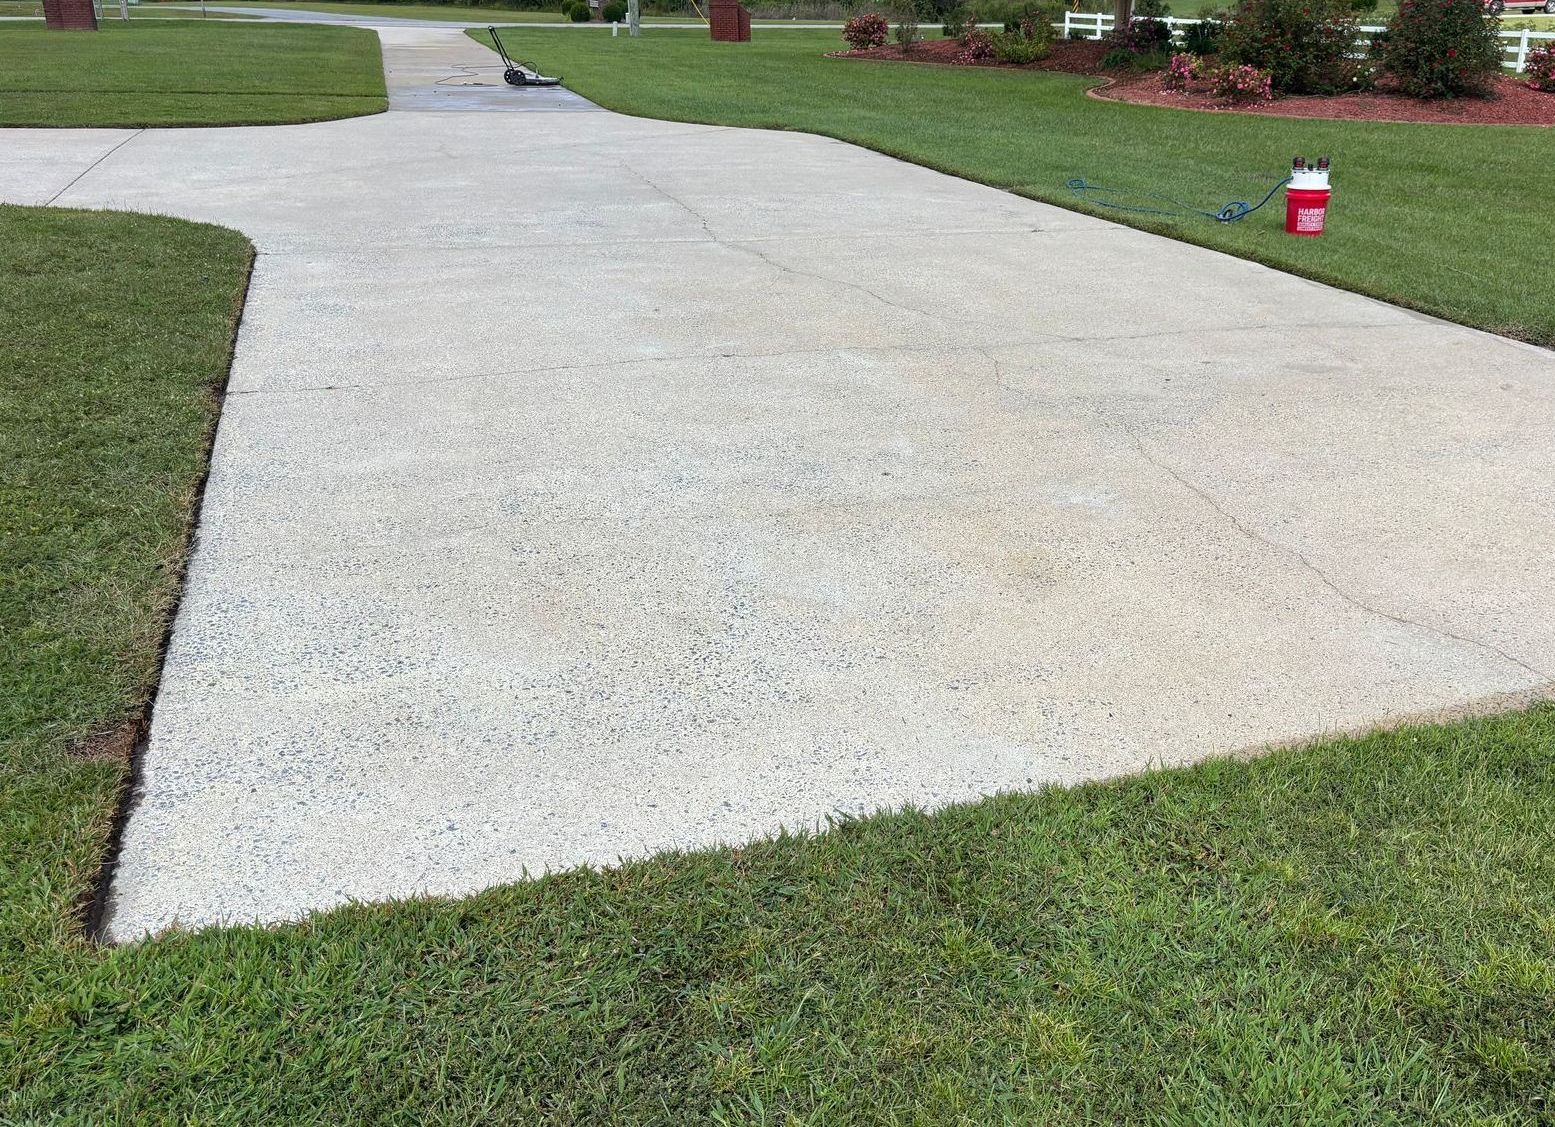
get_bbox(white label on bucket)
[1296,207,1325,233]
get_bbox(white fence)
[1055,9,1554,71]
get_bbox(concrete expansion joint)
[1125,426,1554,686]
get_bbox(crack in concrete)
[974,346,1013,395]
[1127,429,1553,686]
[1054,319,1407,347]
[46,129,145,206]
[617,158,1009,334]
[226,338,1064,397]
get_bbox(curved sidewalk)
[4,27,1552,940]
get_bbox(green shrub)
[941,3,973,35]
[1381,0,1502,97]
[894,0,922,51]
[567,0,592,18]
[1221,0,1361,92]
[1181,9,1225,53]
[1128,47,1172,68]
[990,25,1050,60]
[977,0,1055,30]
[602,0,627,18]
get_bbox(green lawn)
[471,28,1555,347]
[0,21,386,125]
[3,206,1554,1121]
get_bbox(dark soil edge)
[77,240,258,945]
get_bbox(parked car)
[1486,0,1555,13]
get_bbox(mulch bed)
[1099,69,1555,126]
[832,38,1555,126]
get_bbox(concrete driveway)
[5,28,1552,941]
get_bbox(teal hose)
[1064,175,1292,223]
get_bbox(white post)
[1516,28,1529,72]
[628,0,640,36]
[119,0,128,20]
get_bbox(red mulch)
[1100,69,1555,126]
[831,37,1555,126]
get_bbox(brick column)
[709,0,750,41]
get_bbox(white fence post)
[1516,27,1530,73]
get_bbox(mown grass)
[473,28,1555,348]
[2,222,1552,1123]
[0,20,386,125]
[0,203,248,1026]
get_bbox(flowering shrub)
[956,26,997,61]
[842,12,889,49]
[1381,0,1502,97]
[1221,0,1362,92]
[1528,42,1555,92]
[1163,51,1202,89]
[1210,61,1275,100]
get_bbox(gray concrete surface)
[3,27,1552,941]
[378,26,599,111]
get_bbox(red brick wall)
[709,0,750,41]
[43,0,98,28]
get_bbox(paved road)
[5,28,1552,941]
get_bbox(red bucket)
[1285,187,1331,237]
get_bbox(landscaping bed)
[835,37,1555,125]
[1099,68,1555,124]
